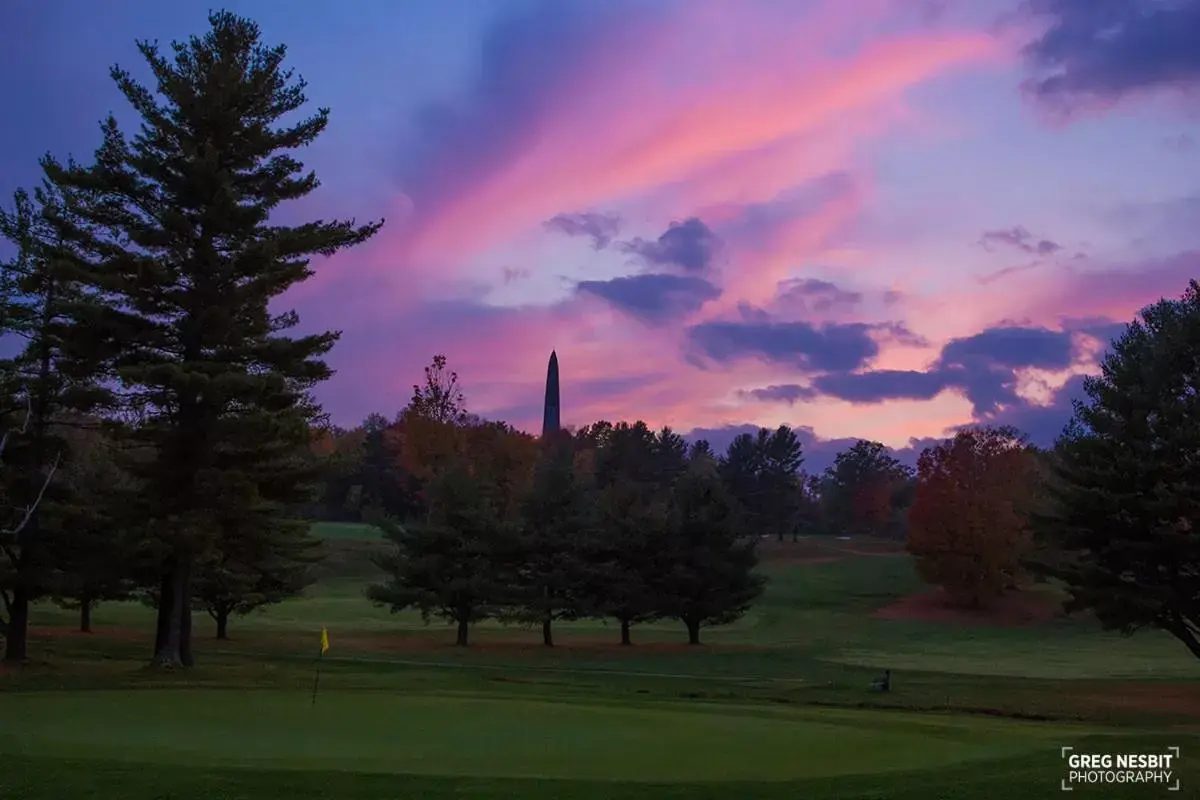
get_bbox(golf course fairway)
[0,689,1085,782]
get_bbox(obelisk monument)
[542,350,561,438]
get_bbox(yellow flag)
[320,626,329,655]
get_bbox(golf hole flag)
[320,626,329,656]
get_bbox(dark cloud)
[813,369,951,404]
[805,324,1080,416]
[1022,0,1200,110]
[543,211,622,249]
[974,372,1089,446]
[939,325,1076,371]
[978,226,1062,255]
[777,278,863,312]
[686,319,880,372]
[621,217,721,273]
[577,273,721,325]
[737,384,819,405]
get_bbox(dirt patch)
[872,588,1063,627]
[1081,683,1200,719]
[29,625,148,643]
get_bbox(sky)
[2,0,1199,471]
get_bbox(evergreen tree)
[194,508,321,639]
[47,418,136,633]
[0,183,104,662]
[39,11,382,666]
[366,465,518,647]
[718,426,804,541]
[509,438,598,646]
[660,458,765,645]
[589,421,668,645]
[1031,282,1200,660]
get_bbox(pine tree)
[1031,282,1200,660]
[47,417,136,633]
[660,457,765,645]
[194,508,322,640]
[39,11,383,666]
[0,183,104,662]
[588,421,670,645]
[509,438,598,646]
[367,465,518,647]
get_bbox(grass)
[1,531,1197,798]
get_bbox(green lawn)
[2,535,1197,799]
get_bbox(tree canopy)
[1032,282,1200,659]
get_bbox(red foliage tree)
[906,426,1037,608]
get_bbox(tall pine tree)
[40,11,382,666]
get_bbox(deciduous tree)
[907,426,1036,608]
[821,440,912,537]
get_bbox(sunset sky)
[2,0,1198,469]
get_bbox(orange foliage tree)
[906,425,1037,608]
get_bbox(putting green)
[0,690,1077,782]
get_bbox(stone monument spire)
[542,350,561,438]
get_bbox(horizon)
[2,0,1197,468]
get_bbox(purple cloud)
[620,217,722,273]
[812,369,951,404]
[738,384,819,405]
[544,211,623,249]
[686,318,880,372]
[777,278,864,312]
[978,225,1062,255]
[577,273,721,325]
[1022,0,1200,110]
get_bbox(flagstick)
[311,649,324,708]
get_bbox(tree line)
[1,9,1197,666]
[361,357,769,646]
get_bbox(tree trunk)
[79,599,93,634]
[215,609,229,640]
[154,570,173,655]
[685,617,701,645]
[179,561,194,667]
[153,561,185,668]
[2,585,30,664]
[620,618,632,646]
[455,618,469,647]
[542,616,553,647]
